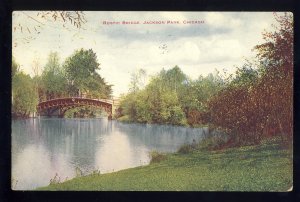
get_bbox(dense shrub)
[149,151,167,163]
[178,144,195,154]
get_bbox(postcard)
[11,11,293,191]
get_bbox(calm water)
[12,118,207,190]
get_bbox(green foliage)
[64,106,104,118]
[119,66,223,126]
[12,49,114,118]
[117,115,132,123]
[119,66,190,125]
[230,65,259,87]
[119,93,138,121]
[182,72,224,125]
[146,87,186,125]
[64,48,99,95]
[65,48,100,81]
[12,57,19,78]
[160,65,187,93]
[12,65,38,117]
[83,73,113,98]
[41,52,67,99]
[63,48,112,98]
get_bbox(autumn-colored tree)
[206,13,293,146]
[254,12,293,140]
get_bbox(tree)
[32,57,42,77]
[253,12,293,141]
[12,62,38,117]
[129,68,147,93]
[41,52,67,99]
[83,72,112,98]
[206,13,293,146]
[12,57,19,78]
[230,65,258,87]
[129,72,140,93]
[138,68,147,88]
[177,71,224,126]
[254,12,293,76]
[61,48,112,99]
[160,66,187,93]
[64,48,100,96]
[119,66,188,125]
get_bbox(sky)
[12,11,281,97]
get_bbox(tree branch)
[21,11,45,25]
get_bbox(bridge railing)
[39,95,120,105]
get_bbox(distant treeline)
[117,13,293,147]
[12,49,112,118]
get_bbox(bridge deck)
[39,97,114,104]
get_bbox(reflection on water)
[12,118,206,190]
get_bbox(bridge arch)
[37,97,114,119]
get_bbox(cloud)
[12,11,283,97]
[88,11,231,42]
[204,12,242,29]
[99,22,230,42]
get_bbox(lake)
[12,118,207,190]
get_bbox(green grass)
[37,143,292,191]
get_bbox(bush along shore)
[37,137,292,191]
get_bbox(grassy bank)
[37,142,292,191]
